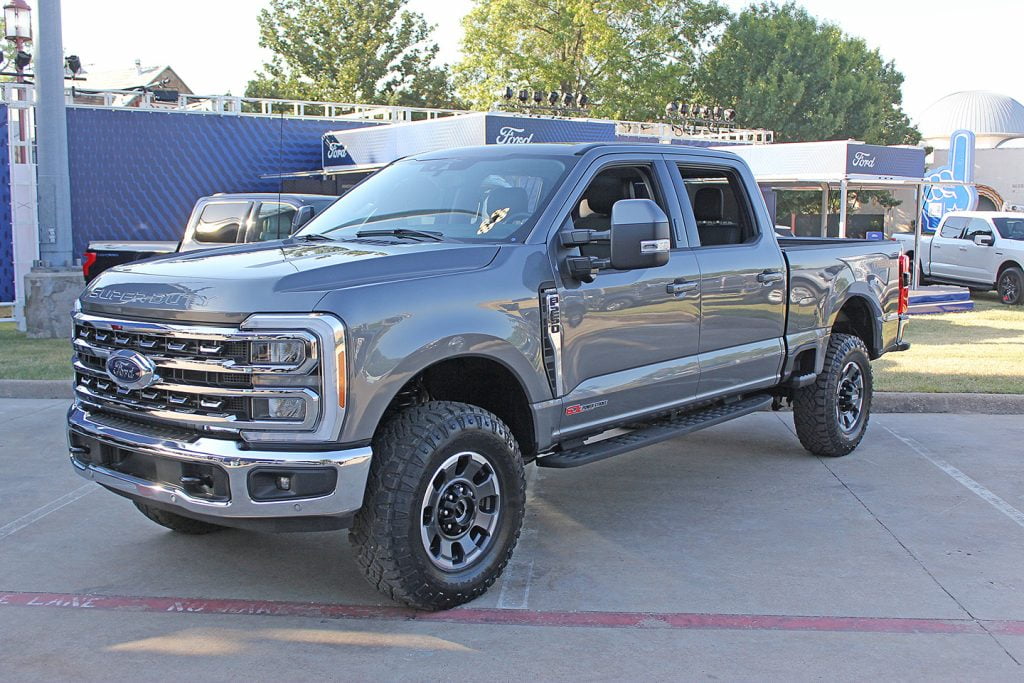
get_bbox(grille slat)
[73,315,320,433]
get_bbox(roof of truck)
[205,192,336,201]
[412,142,739,161]
[943,211,1024,219]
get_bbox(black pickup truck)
[82,193,336,282]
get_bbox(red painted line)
[0,590,1015,635]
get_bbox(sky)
[56,0,1022,125]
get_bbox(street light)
[4,0,32,42]
[4,0,31,165]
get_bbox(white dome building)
[920,91,1024,149]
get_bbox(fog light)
[251,340,305,365]
[251,397,306,420]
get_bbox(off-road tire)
[998,266,1023,305]
[793,333,873,457]
[350,401,526,611]
[133,501,226,534]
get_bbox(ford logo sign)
[105,349,158,390]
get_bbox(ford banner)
[322,133,354,170]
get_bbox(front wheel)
[792,333,873,457]
[350,401,526,610]
[998,266,1023,305]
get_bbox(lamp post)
[4,0,32,164]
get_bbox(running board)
[537,393,773,469]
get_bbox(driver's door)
[552,156,702,437]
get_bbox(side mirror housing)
[609,199,670,270]
[292,205,316,232]
[974,233,994,247]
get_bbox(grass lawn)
[0,295,1021,392]
[873,293,1024,394]
[0,322,73,380]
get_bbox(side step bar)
[537,393,773,469]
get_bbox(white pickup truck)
[895,211,1024,305]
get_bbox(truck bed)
[779,236,902,344]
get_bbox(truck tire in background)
[350,401,526,610]
[792,333,873,457]
[998,266,1023,305]
[133,501,227,535]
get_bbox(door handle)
[667,279,699,295]
[959,247,967,252]
[757,270,784,285]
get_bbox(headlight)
[250,339,306,365]
[251,397,307,420]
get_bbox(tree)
[455,0,730,121]
[696,3,919,145]
[246,0,459,108]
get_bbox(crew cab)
[68,143,910,611]
[82,193,336,283]
[894,211,1024,304]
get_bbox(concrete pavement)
[1,398,1022,679]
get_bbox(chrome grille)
[72,312,324,434]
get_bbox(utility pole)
[34,0,72,267]
[22,0,78,338]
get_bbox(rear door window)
[674,166,757,246]
[938,216,967,239]
[249,202,298,242]
[193,202,251,244]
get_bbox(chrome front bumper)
[67,405,372,528]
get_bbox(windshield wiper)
[355,228,444,242]
[288,233,336,242]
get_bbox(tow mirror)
[561,199,671,282]
[609,199,670,270]
[292,205,316,232]
[974,233,994,247]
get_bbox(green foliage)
[696,2,919,145]
[455,0,730,121]
[775,188,902,219]
[246,0,460,108]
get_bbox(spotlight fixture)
[548,90,559,105]
[562,92,574,107]
[680,102,690,115]
[502,86,514,100]
[712,106,723,119]
[723,108,736,121]
[578,93,589,107]
[665,100,680,115]
[517,88,529,103]
[65,54,82,75]
[532,89,543,104]
[14,49,30,70]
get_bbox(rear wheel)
[350,401,526,610]
[998,266,1023,305]
[792,333,873,457]
[133,501,226,535]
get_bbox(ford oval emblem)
[105,349,158,390]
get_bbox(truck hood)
[80,239,500,323]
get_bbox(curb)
[1,380,1021,414]
[873,392,1024,415]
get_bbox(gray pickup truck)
[68,143,910,610]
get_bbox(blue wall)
[0,104,12,302]
[66,108,373,255]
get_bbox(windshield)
[297,154,573,242]
[993,217,1024,241]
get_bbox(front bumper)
[67,405,372,531]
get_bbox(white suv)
[895,211,1024,305]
